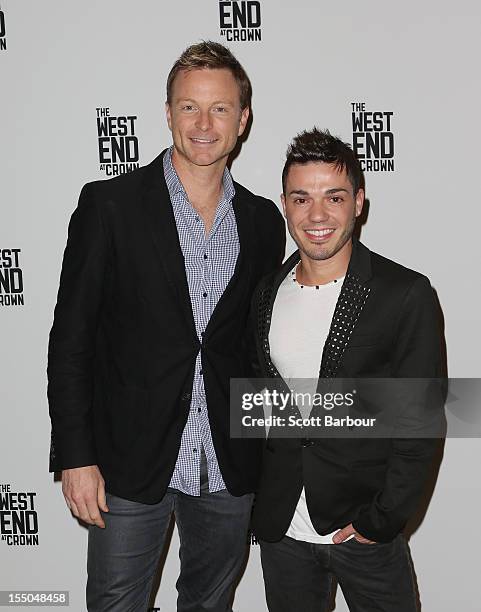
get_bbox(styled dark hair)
[166,40,252,110]
[282,128,362,194]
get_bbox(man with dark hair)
[250,128,442,611]
[47,41,285,611]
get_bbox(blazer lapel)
[259,241,372,380]
[319,239,372,378]
[141,151,197,340]
[231,187,253,289]
[258,242,372,429]
[258,251,300,378]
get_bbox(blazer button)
[181,392,191,401]
[301,438,313,447]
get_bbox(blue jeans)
[260,534,418,612]
[87,459,253,611]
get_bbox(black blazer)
[250,240,443,543]
[47,150,286,503]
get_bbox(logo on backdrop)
[96,107,140,177]
[0,6,7,51]
[219,1,262,42]
[0,484,39,547]
[0,249,24,307]
[351,102,395,172]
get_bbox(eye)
[181,104,196,111]
[293,198,307,205]
[213,106,227,113]
[329,196,344,204]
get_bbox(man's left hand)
[332,523,376,544]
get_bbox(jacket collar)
[259,238,372,379]
[162,145,235,204]
[141,151,197,339]
[270,237,372,290]
[140,150,253,341]
[319,240,372,377]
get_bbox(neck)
[171,147,226,204]
[297,240,353,286]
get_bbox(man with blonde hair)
[48,41,285,611]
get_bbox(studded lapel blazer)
[250,239,443,543]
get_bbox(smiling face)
[165,67,249,170]
[282,161,364,263]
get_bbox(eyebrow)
[177,98,234,106]
[288,187,349,197]
[325,188,349,194]
[288,189,310,197]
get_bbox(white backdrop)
[1,1,480,610]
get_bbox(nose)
[195,109,212,132]
[309,198,329,223]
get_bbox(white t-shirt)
[269,266,344,544]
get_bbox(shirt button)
[203,292,207,298]
[203,253,208,259]
[193,448,198,453]
[197,407,202,413]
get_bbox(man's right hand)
[61,465,109,528]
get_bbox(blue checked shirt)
[163,147,239,495]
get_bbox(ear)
[354,188,364,218]
[237,107,250,137]
[165,102,172,131]
[281,193,287,217]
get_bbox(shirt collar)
[163,146,235,205]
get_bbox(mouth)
[190,137,218,145]
[303,228,335,241]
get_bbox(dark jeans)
[260,534,417,612]
[87,456,253,612]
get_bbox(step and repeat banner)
[1,1,480,610]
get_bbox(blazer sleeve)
[47,183,109,472]
[352,275,445,542]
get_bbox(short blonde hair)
[166,41,252,110]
